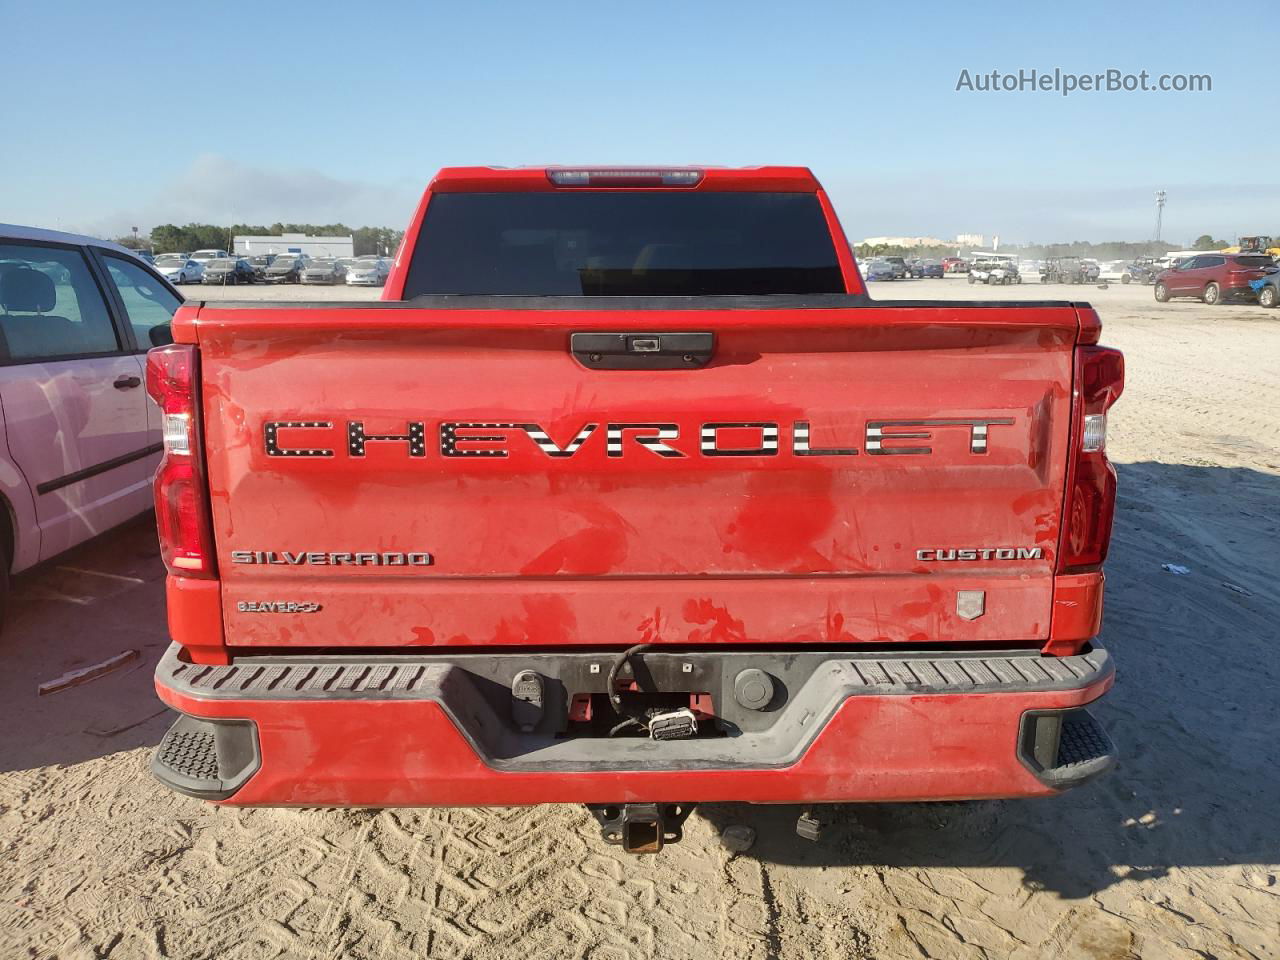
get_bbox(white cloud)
[67,154,421,238]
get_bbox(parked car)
[1250,272,1280,308]
[863,258,896,281]
[882,256,907,279]
[246,255,276,280]
[153,254,204,285]
[941,257,969,274]
[1097,261,1129,283]
[263,255,307,284]
[1153,253,1276,305]
[147,167,1121,855]
[145,165,1123,850]
[907,259,944,279]
[345,257,390,286]
[301,258,346,285]
[0,223,183,623]
[201,257,256,285]
[189,249,229,265]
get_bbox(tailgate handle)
[571,332,714,370]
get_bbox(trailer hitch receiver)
[587,802,696,854]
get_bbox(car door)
[1167,256,1201,294]
[0,240,152,561]
[96,253,184,471]
[1198,255,1226,295]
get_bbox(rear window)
[1235,255,1274,267]
[402,192,845,297]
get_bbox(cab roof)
[1,222,142,257]
[427,166,822,193]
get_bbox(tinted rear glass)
[402,192,844,297]
[1236,255,1274,267]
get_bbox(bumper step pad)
[152,714,260,801]
[1056,710,1117,774]
[156,722,219,781]
[1019,708,1116,790]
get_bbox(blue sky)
[2,0,1274,244]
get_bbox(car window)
[404,191,845,297]
[0,242,119,362]
[103,255,181,350]
[1202,256,1225,268]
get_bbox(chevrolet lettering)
[263,417,1016,459]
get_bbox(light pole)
[1154,191,1166,245]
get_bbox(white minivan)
[0,224,183,623]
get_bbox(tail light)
[1059,345,1125,572]
[146,344,217,578]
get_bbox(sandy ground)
[1,277,1278,959]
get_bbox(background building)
[233,233,353,258]
[858,235,944,248]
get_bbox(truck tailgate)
[190,302,1079,651]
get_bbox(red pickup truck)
[147,166,1122,853]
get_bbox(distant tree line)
[854,240,1184,261]
[1024,233,1278,257]
[1017,241,1179,260]
[1192,234,1228,250]
[854,242,958,259]
[116,223,405,257]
